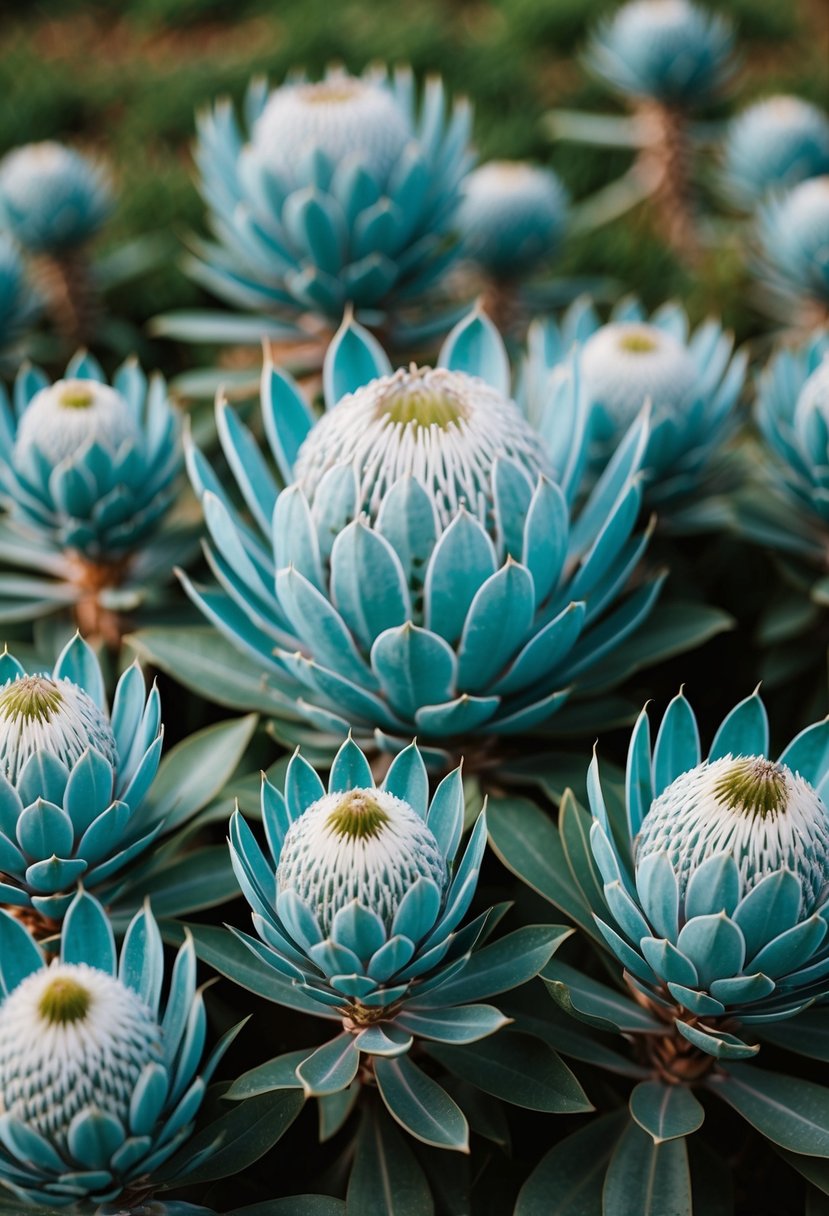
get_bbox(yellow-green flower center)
[618,331,659,354]
[303,81,364,105]
[326,790,392,840]
[38,976,91,1025]
[712,757,787,819]
[58,386,94,409]
[0,675,63,724]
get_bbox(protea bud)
[276,787,447,932]
[0,671,117,783]
[292,364,553,526]
[757,176,829,321]
[13,378,140,468]
[457,160,569,278]
[0,142,112,255]
[723,95,829,209]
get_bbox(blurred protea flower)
[585,689,829,1058]
[525,296,746,521]
[0,888,235,1209]
[0,350,188,645]
[0,142,113,344]
[0,634,163,924]
[722,96,829,210]
[165,66,473,358]
[226,737,573,1139]
[182,307,661,763]
[0,236,39,370]
[756,176,829,328]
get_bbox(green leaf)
[347,1104,434,1216]
[297,1033,361,1097]
[542,961,662,1034]
[603,1118,692,1216]
[226,1049,310,1099]
[416,924,572,1007]
[757,1011,829,1062]
[505,1002,648,1079]
[559,790,605,915]
[319,1083,361,1142]
[710,1066,829,1156]
[486,794,600,941]
[516,1110,627,1215]
[144,714,258,831]
[629,1081,705,1144]
[223,1202,344,1216]
[375,1055,469,1151]
[778,1149,829,1197]
[426,1031,592,1113]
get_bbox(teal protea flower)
[0,236,39,370]
[182,307,659,759]
[181,66,473,344]
[226,737,574,1140]
[756,176,829,324]
[0,142,112,256]
[457,161,569,279]
[722,95,829,210]
[0,889,232,1209]
[0,350,186,641]
[526,297,746,514]
[0,634,163,920]
[586,689,829,1055]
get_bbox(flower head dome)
[723,95,829,209]
[277,787,447,932]
[251,73,412,188]
[636,755,829,910]
[0,671,117,783]
[580,320,699,436]
[457,160,569,277]
[757,176,829,311]
[14,378,140,468]
[0,961,162,1143]
[292,363,554,526]
[0,142,113,254]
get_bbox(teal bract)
[0,142,113,255]
[190,66,472,327]
[0,634,163,919]
[722,95,829,210]
[457,161,569,278]
[0,236,39,369]
[586,689,829,1056]
[183,308,659,755]
[526,297,746,510]
[0,889,230,1208]
[756,176,829,316]
[585,0,735,106]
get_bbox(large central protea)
[182,308,659,759]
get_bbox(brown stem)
[624,973,733,1085]
[31,250,98,347]
[8,904,61,944]
[66,552,132,650]
[635,101,700,266]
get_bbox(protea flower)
[0,350,187,645]
[586,689,829,1055]
[164,66,473,358]
[181,307,660,762]
[0,142,113,344]
[0,634,163,923]
[226,737,574,1144]
[457,161,569,280]
[0,888,234,1209]
[0,236,39,371]
[525,296,746,518]
[722,95,829,210]
[756,176,829,328]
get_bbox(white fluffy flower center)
[293,366,554,527]
[581,321,699,430]
[276,788,447,934]
[0,142,75,192]
[0,962,163,1143]
[0,674,117,783]
[14,378,139,467]
[635,755,829,912]
[252,75,412,187]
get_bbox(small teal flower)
[0,889,232,1209]
[586,689,829,1056]
[0,634,163,919]
[190,65,473,328]
[183,307,659,756]
[0,236,39,368]
[0,142,113,255]
[457,161,569,278]
[756,176,829,317]
[585,0,736,106]
[722,95,829,210]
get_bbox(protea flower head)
[585,0,736,106]
[722,95,829,210]
[189,65,473,329]
[0,350,184,637]
[0,236,39,369]
[756,176,829,321]
[0,141,113,255]
[183,307,660,759]
[0,633,164,920]
[525,296,746,510]
[456,161,569,278]
[0,889,232,1208]
[585,688,829,1056]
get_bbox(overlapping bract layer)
[526,296,746,510]
[0,236,39,368]
[0,890,230,1208]
[722,96,829,210]
[183,309,659,753]
[756,176,829,315]
[0,635,163,918]
[192,66,473,324]
[457,161,569,278]
[586,689,829,1058]
[0,142,113,255]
